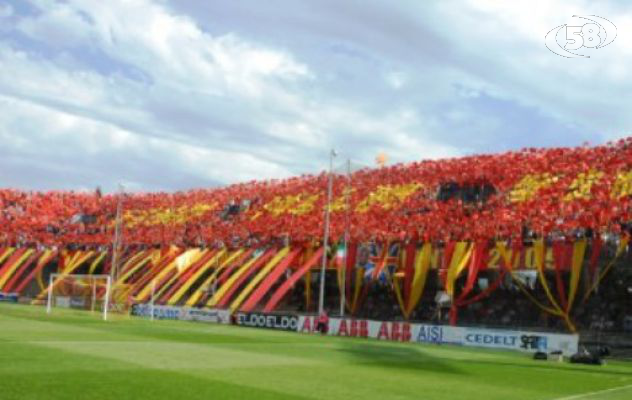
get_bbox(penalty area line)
[551,383,632,400]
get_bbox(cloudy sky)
[0,0,630,192]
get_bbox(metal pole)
[46,274,54,314]
[340,158,351,317]
[318,149,335,315]
[103,276,111,321]
[91,278,96,313]
[109,184,124,315]
[111,184,124,284]
[150,279,156,322]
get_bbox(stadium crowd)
[2,138,632,249]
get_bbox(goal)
[46,274,112,321]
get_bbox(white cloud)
[0,4,12,18]
[17,3,93,47]
[427,0,632,137]
[2,0,630,192]
[385,71,406,89]
[64,0,311,97]
[0,0,462,191]
[0,94,292,191]
[0,1,314,183]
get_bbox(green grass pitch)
[1,304,631,400]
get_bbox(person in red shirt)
[316,310,329,334]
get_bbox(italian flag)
[334,243,346,269]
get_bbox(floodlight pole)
[111,184,125,284]
[91,279,97,313]
[150,279,156,322]
[340,158,351,317]
[103,276,111,321]
[46,274,53,314]
[108,184,124,315]
[318,149,336,316]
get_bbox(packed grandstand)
[1,139,632,349]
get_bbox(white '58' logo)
[545,15,617,58]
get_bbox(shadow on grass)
[467,358,632,378]
[7,306,297,348]
[335,341,465,375]
[3,341,313,400]
[26,314,279,344]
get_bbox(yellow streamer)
[229,248,290,313]
[405,243,432,318]
[497,242,560,316]
[114,251,156,288]
[306,270,312,311]
[35,251,95,301]
[168,249,228,305]
[175,249,239,304]
[533,239,564,315]
[0,248,15,266]
[152,249,204,300]
[351,268,364,313]
[583,236,630,303]
[566,240,587,312]
[336,253,349,311]
[0,249,34,289]
[88,252,107,275]
[134,257,181,300]
[206,250,259,307]
[445,242,473,298]
[392,276,407,317]
[185,249,238,306]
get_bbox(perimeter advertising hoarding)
[234,312,299,332]
[413,324,579,356]
[0,292,18,303]
[182,308,231,324]
[131,304,182,320]
[131,304,229,324]
[297,317,579,356]
[298,316,412,341]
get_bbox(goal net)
[46,274,111,321]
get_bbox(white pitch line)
[551,383,632,400]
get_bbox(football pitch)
[1,304,631,400]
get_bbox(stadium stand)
[1,139,632,345]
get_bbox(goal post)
[46,274,112,321]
